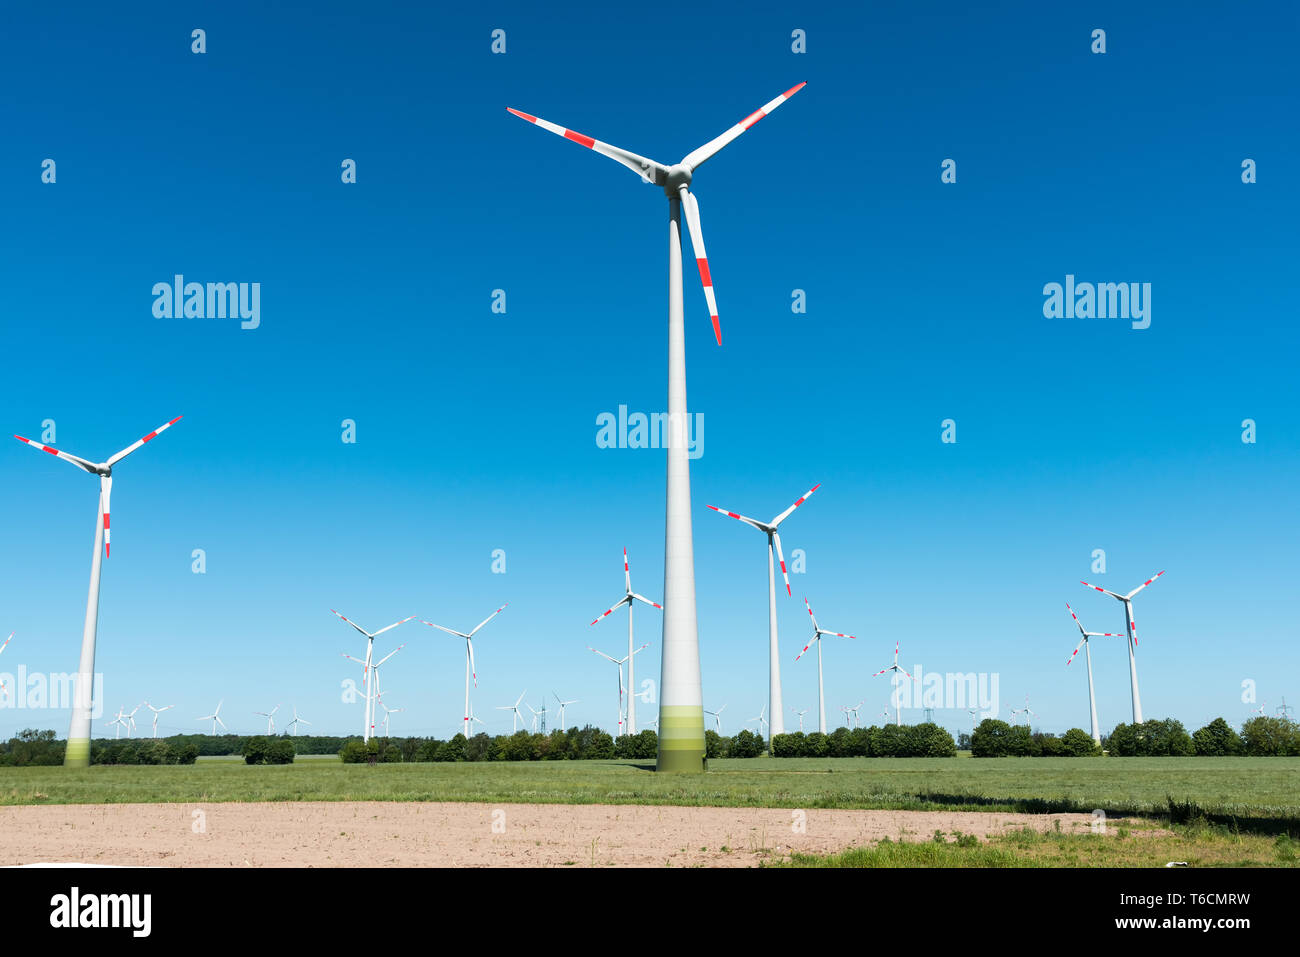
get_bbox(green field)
[3,756,1298,833]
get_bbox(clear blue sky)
[1,2,1296,740]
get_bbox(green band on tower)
[64,737,91,767]
[656,705,706,772]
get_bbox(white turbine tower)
[286,707,311,736]
[703,704,727,733]
[508,82,807,772]
[13,416,182,765]
[707,483,820,738]
[0,632,13,701]
[497,690,529,733]
[1065,602,1125,744]
[589,549,662,736]
[589,644,648,736]
[197,699,227,735]
[332,610,414,743]
[873,641,917,727]
[422,603,509,741]
[794,596,857,734]
[144,703,174,739]
[553,692,579,732]
[791,708,809,733]
[1080,570,1165,723]
[254,704,280,736]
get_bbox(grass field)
[3,757,1297,833]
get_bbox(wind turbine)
[497,690,529,733]
[748,704,769,739]
[467,706,486,734]
[791,708,809,732]
[1080,570,1165,723]
[708,483,820,739]
[144,702,174,739]
[553,692,579,732]
[590,548,662,736]
[794,596,857,734]
[13,416,182,765]
[332,610,414,743]
[197,699,227,735]
[526,700,547,734]
[286,707,311,736]
[1008,695,1037,728]
[0,633,13,700]
[254,704,280,736]
[966,709,980,730]
[107,707,127,740]
[840,700,864,729]
[589,644,648,735]
[703,704,727,733]
[1065,602,1125,744]
[508,82,807,772]
[377,696,403,737]
[422,603,509,740]
[873,641,917,727]
[123,703,142,738]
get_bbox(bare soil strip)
[0,802,1153,867]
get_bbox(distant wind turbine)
[1080,570,1166,723]
[286,706,311,736]
[332,610,414,743]
[254,704,280,735]
[590,548,662,736]
[553,692,579,732]
[197,699,227,735]
[795,596,857,734]
[144,702,174,739]
[589,643,648,736]
[1065,602,1124,744]
[873,641,917,727]
[497,690,529,733]
[703,704,727,733]
[423,603,509,740]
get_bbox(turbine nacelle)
[664,164,693,196]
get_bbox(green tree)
[803,732,828,758]
[970,718,1013,757]
[1192,717,1243,756]
[704,730,724,759]
[1060,728,1102,756]
[770,732,805,757]
[730,729,763,758]
[435,734,468,762]
[904,723,957,757]
[1241,716,1300,756]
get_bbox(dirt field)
[0,802,1135,867]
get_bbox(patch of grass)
[776,824,1300,868]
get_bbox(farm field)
[3,757,1297,828]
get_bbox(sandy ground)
[0,802,1140,867]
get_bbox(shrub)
[803,732,828,758]
[730,729,764,758]
[771,732,805,757]
[905,723,957,757]
[704,730,724,759]
[971,719,1013,757]
[1193,717,1244,756]
[1060,728,1101,756]
[434,734,468,762]
[1241,716,1300,756]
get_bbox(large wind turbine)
[590,549,662,736]
[14,416,182,765]
[1064,602,1124,743]
[873,641,917,727]
[197,699,227,735]
[589,643,648,735]
[332,610,414,743]
[1080,570,1165,723]
[508,83,807,772]
[422,603,508,740]
[708,483,820,738]
[795,596,857,734]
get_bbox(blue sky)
[1,2,1296,740]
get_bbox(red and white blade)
[13,435,98,473]
[680,189,720,345]
[106,416,182,468]
[506,108,667,185]
[681,83,807,171]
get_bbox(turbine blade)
[772,530,791,596]
[105,415,183,467]
[1125,570,1166,600]
[1066,634,1088,666]
[421,620,470,639]
[794,635,818,662]
[680,188,720,345]
[468,603,509,637]
[681,83,806,171]
[705,504,766,530]
[770,483,821,527]
[630,593,662,609]
[1080,580,1124,601]
[1065,601,1089,637]
[588,647,619,664]
[13,435,98,473]
[803,597,819,631]
[331,609,373,639]
[468,639,478,688]
[623,548,631,593]
[371,616,415,637]
[374,643,405,667]
[591,596,631,626]
[100,475,112,558]
[506,107,667,185]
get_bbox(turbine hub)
[664,164,692,196]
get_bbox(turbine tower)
[507,83,807,771]
[708,484,820,738]
[590,548,662,735]
[422,603,508,740]
[1080,570,1165,723]
[332,610,414,743]
[1065,602,1124,744]
[795,596,857,733]
[14,416,182,765]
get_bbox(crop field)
[3,757,1297,828]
